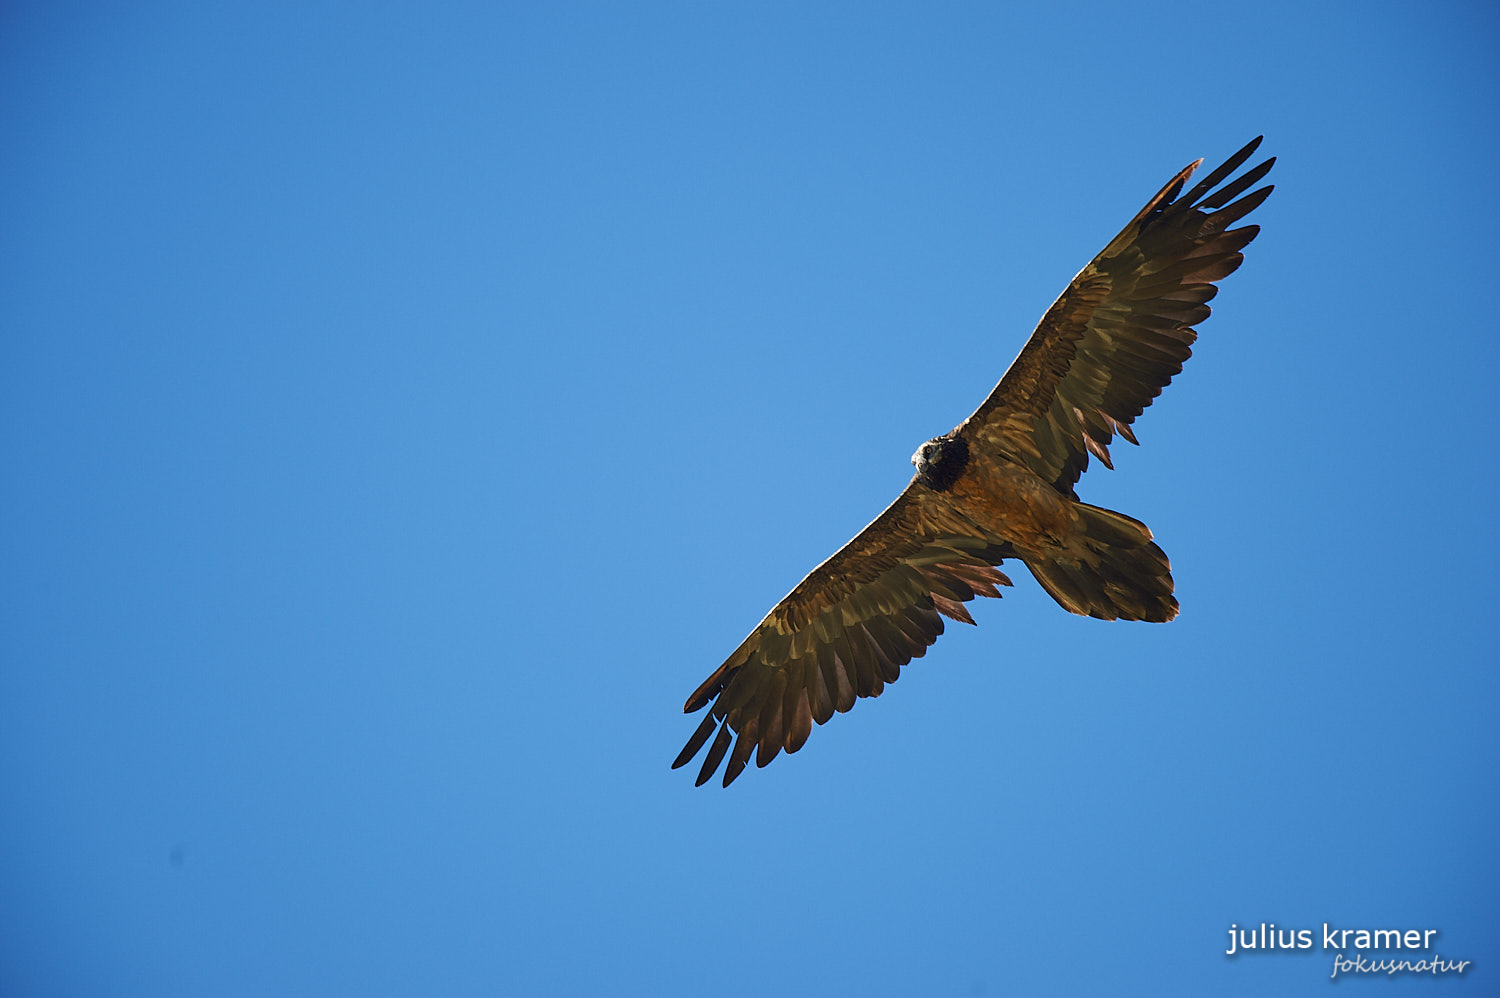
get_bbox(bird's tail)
[1025,502,1178,622]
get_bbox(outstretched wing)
[673,484,1013,787]
[962,137,1274,495]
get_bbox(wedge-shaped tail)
[1025,502,1177,622]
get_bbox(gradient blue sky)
[3,3,1498,996]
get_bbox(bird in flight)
[674,138,1274,787]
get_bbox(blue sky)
[2,2,1497,995]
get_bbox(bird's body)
[675,138,1275,786]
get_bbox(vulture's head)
[911,432,969,492]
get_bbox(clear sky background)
[3,3,1497,996]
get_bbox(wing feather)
[672,485,1016,786]
[962,137,1274,494]
[694,723,733,788]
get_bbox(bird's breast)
[945,457,1074,552]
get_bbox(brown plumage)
[674,138,1274,787]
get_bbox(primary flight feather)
[674,137,1274,787]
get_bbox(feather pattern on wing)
[672,488,1014,786]
[963,136,1273,495]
